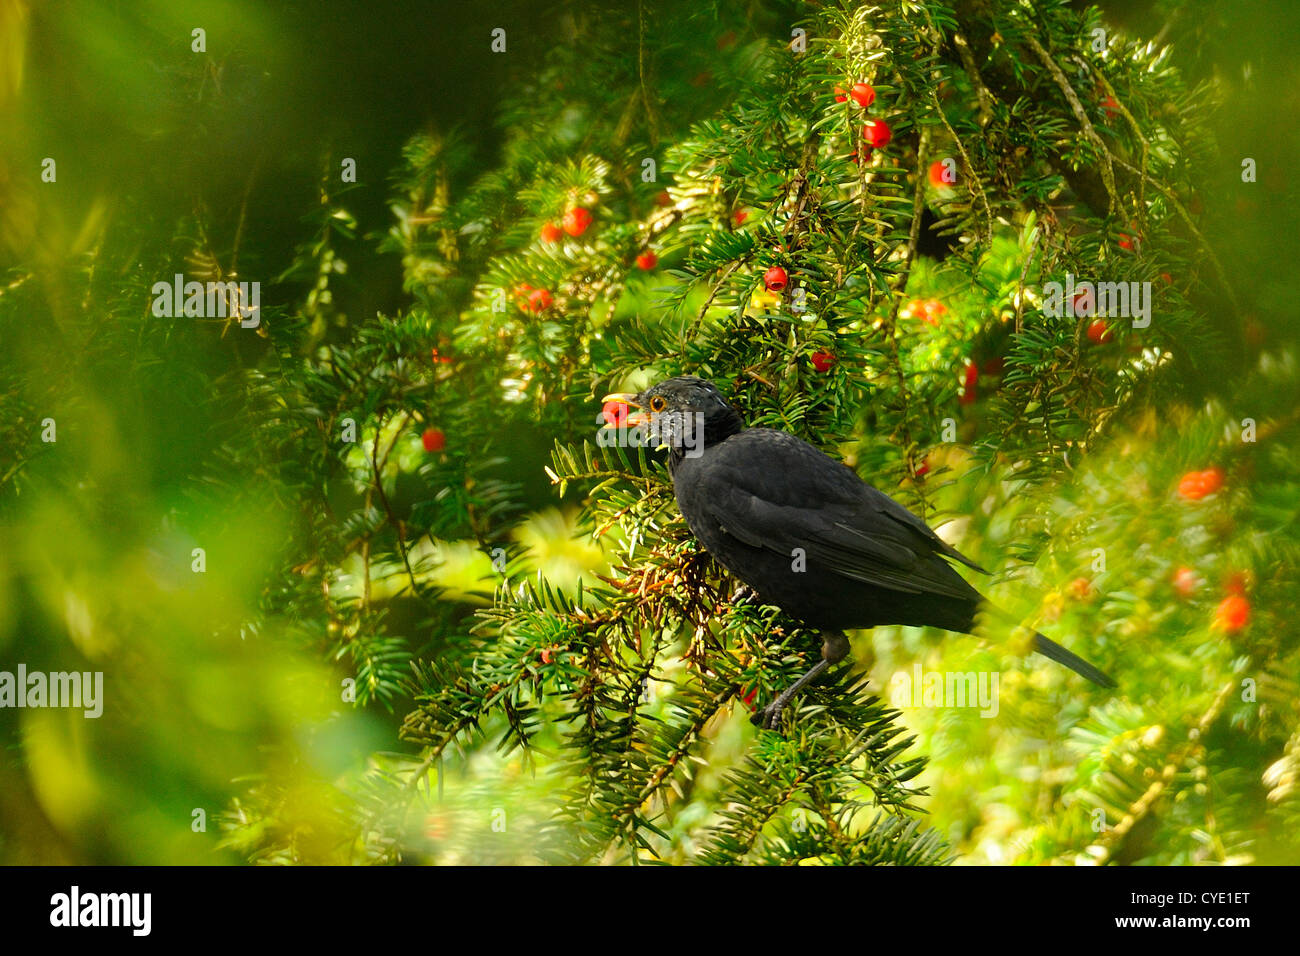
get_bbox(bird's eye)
[650,396,667,412]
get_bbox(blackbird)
[603,375,1115,730]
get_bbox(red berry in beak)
[602,401,630,427]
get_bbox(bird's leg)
[752,631,850,730]
[731,583,757,605]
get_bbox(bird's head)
[602,375,744,456]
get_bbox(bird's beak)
[601,392,650,426]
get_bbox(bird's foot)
[730,584,757,606]
[749,657,832,733]
[751,698,786,730]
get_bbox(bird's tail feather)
[981,604,1116,688]
[1032,632,1116,688]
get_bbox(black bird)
[603,375,1115,730]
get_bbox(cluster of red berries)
[540,206,595,243]
[1173,566,1251,633]
[835,82,891,163]
[1172,467,1250,633]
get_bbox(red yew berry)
[540,647,555,664]
[563,206,593,237]
[862,119,892,148]
[914,457,930,479]
[635,250,658,270]
[1067,577,1095,601]
[654,190,672,206]
[1101,95,1120,121]
[540,222,563,243]
[527,288,554,312]
[1214,594,1250,633]
[834,86,848,103]
[1073,290,1094,317]
[421,428,445,453]
[850,83,876,109]
[1117,222,1141,252]
[929,159,955,187]
[1087,320,1114,344]
[1178,472,1207,500]
[430,348,452,364]
[602,401,629,427]
[921,298,946,326]
[1173,566,1200,599]
[811,349,836,372]
[764,265,788,292]
[733,209,749,226]
[1178,468,1223,501]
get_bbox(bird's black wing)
[690,429,985,601]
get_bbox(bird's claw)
[731,584,757,606]
[751,699,785,731]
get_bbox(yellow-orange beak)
[601,392,650,426]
